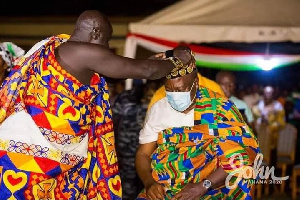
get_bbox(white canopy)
[124,0,300,89]
[129,0,300,44]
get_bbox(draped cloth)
[0,35,121,199]
[137,87,260,200]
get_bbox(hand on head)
[173,46,193,65]
[149,46,193,64]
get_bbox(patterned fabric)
[0,35,121,199]
[137,87,260,200]
[0,42,25,68]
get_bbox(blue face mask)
[166,81,196,112]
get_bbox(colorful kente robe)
[0,35,121,199]
[137,87,260,200]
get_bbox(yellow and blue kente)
[138,87,261,200]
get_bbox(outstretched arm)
[60,42,192,80]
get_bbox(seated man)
[135,54,260,200]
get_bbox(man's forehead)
[220,75,232,81]
[166,77,182,85]
[165,74,195,87]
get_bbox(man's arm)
[60,42,192,80]
[171,167,228,200]
[135,142,166,200]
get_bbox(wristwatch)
[202,179,212,190]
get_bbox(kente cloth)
[137,87,260,200]
[147,73,224,109]
[0,34,121,199]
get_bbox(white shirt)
[139,97,194,144]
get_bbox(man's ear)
[195,75,199,85]
[92,27,100,40]
[92,33,99,40]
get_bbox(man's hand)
[145,181,166,200]
[171,183,207,200]
[148,46,193,66]
[173,46,193,65]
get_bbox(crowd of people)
[0,9,299,200]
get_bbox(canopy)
[124,0,300,89]
[128,0,300,43]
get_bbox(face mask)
[166,81,196,112]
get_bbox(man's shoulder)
[148,86,166,109]
[273,100,284,110]
[198,73,224,96]
[150,97,169,111]
[199,86,227,100]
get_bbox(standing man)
[216,71,254,127]
[0,10,192,200]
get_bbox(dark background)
[0,0,179,17]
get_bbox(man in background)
[216,71,254,127]
[112,80,158,199]
[253,86,285,167]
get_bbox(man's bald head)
[75,10,112,32]
[71,10,113,47]
[263,85,274,104]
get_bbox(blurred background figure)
[108,80,125,106]
[112,79,160,200]
[253,86,286,167]
[243,84,261,110]
[0,42,24,84]
[216,71,254,128]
